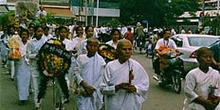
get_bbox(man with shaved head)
[101,39,149,110]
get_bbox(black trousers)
[37,72,69,102]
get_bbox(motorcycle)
[153,52,184,94]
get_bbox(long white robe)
[74,53,106,110]
[183,67,220,110]
[14,40,30,100]
[100,59,149,110]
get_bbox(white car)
[171,34,220,74]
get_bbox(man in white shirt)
[153,28,180,80]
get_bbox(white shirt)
[62,38,75,51]
[155,38,177,50]
[183,67,220,110]
[106,40,118,49]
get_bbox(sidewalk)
[0,61,77,110]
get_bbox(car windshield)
[188,37,218,46]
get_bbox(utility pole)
[90,0,94,26]
[85,0,88,26]
[218,0,220,15]
[95,0,99,27]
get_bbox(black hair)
[7,25,14,35]
[196,47,211,58]
[19,29,29,37]
[110,28,122,40]
[58,26,68,32]
[33,25,43,38]
[163,28,171,35]
[34,25,43,33]
[85,25,93,34]
[110,28,121,37]
[75,25,83,33]
[127,27,132,31]
[43,26,49,30]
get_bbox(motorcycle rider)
[153,28,181,83]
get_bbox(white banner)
[0,0,7,5]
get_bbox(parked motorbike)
[153,52,184,94]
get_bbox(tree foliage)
[202,14,220,35]
[119,0,199,27]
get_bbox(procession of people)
[1,2,220,110]
[0,12,151,109]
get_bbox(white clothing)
[62,38,75,51]
[101,59,149,110]
[77,39,87,55]
[36,10,47,18]
[14,40,30,100]
[74,53,106,110]
[72,37,85,56]
[182,67,220,110]
[43,34,53,41]
[26,36,47,107]
[106,40,118,49]
[155,38,177,50]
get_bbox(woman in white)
[14,29,30,105]
[106,28,121,49]
[72,26,85,53]
[77,25,94,55]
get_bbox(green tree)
[202,14,220,35]
[119,0,199,27]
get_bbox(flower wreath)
[98,44,117,61]
[38,38,71,77]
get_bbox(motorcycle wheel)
[172,72,181,94]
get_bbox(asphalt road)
[0,52,186,110]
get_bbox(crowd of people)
[0,8,220,109]
[0,21,151,110]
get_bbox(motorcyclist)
[153,28,181,83]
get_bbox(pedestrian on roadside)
[182,47,220,110]
[14,29,31,105]
[73,38,106,110]
[100,39,149,110]
[26,25,47,110]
